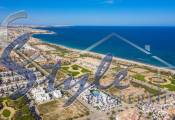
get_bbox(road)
[15,50,106,115]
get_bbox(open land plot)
[130,67,149,74]
[75,57,101,73]
[100,75,115,87]
[105,84,146,103]
[116,107,146,120]
[35,44,56,51]
[38,97,89,120]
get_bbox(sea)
[33,26,175,68]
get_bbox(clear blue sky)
[0,0,175,26]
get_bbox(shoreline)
[31,30,175,75]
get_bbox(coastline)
[31,29,175,74]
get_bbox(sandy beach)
[31,30,175,75]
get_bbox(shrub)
[2,109,11,117]
[134,74,145,81]
[161,84,175,91]
[62,67,69,71]
[81,68,90,73]
[71,65,79,70]
[71,71,80,76]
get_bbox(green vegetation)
[171,79,175,85]
[6,96,26,109]
[160,76,175,91]
[71,64,79,70]
[148,112,153,116]
[71,71,80,76]
[109,116,116,120]
[133,74,145,81]
[5,97,35,120]
[131,82,159,95]
[2,109,11,117]
[0,97,9,103]
[161,84,175,91]
[170,76,175,85]
[62,66,69,71]
[62,64,90,77]
[81,68,90,73]
[112,67,121,71]
[111,110,116,115]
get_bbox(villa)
[30,86,62,104]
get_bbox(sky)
[0,0,175,26]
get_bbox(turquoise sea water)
[33,26,175,68]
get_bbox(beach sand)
[31,34,175,75]
[5,27,172,75]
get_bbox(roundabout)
[0,100,16,120]
[145,75,171,85]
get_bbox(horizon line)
[6,24,175,27]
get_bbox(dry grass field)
[38,97,89,120]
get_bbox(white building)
[30,86,62,104]
[51,90,62,99]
